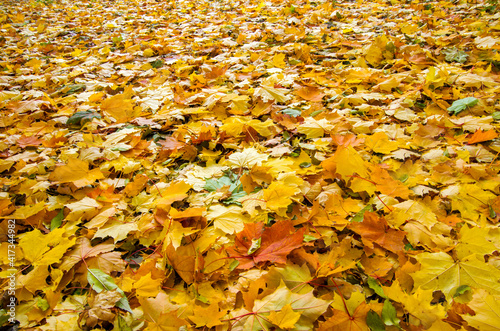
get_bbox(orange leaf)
[295,86,325,102]
[319,303,371,331]
[348,212,406,254]
[228,220,305,269]
[467,129,498,144]
[370,165,412,200]
[17,135,43,148]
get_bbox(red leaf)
[348,212,406,254]
[228,220,305,269]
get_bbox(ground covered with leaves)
[1,0,500,329]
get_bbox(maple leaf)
[17,135,43,148]
[59,237,125,275]
[232,281,330,331]
[253,84,291,103]
[296,86,325,102]
[228,220,306,269]
[189,303,227,328]
[49,158,104,188]
[100,89,138,123]
[348,212,406,254]
[467,129,498,144]
[320,291,372,331]
[323,146,368,179]
[3,0,500,329]
[411,252,500,301]
[463,289,500,331]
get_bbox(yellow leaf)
[6,201,45,219]
[463,289,500,331]
[156,181,192,207]
[19,229,49,263]
[133,273,162,297]
[364,132,399,154]
[143,48,154,57]
[389,200,437,228]
[246,118,277,137]
[385,280,446,329]
[226,147,268,169]
[49,158,104,188]
[445,184,496,220]
[162,220,197,249]
[364,35,390,67]
[37,237,77,265]
[268,304,301,329]
[297,118,334,139]
[101,93,136,123]
[66,197,102,214]
[189,303,226,328]
[400,23,418,34]
[272,53,286,68]
[207,204,249,234]
[455,226,497,260]
[327,146,368,179]
[411,252,500,301]
[263,181,301,217]
[17,265,50,294]
[93,220,138,242]
[253,85,291,103]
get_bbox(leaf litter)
[1,0,500,330]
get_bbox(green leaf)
[87,268,132,313]
[382,299,400,328]
[442,47,468,64]
[310,108,326,117]
[50,209,64,231]
[367,277,386,299]
[117,315,133,331]
[299,162,312,168]
[492,111,500,121]
[489,205,497,218]
[303,234,317,242]
[36,297,50,311]
[223,190,247,205]
[447,97,479,115]
[111,146,131,151]
[88,268,118,292]
[281,108,301,117]
[247,238,261,255]
[229,260,240,271]
[404,243,416,251]
[399,174,409,183]
[454,285,471,297]
[67,111,101,127]
[204,178,220,192]
[352,204,373,222]
[60,83,86,96]
[150,59,164,68]
[366,310,386,331]
[0,309,9,326]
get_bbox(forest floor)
[1,0,500,330]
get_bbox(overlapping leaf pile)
[1,0,500,329]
